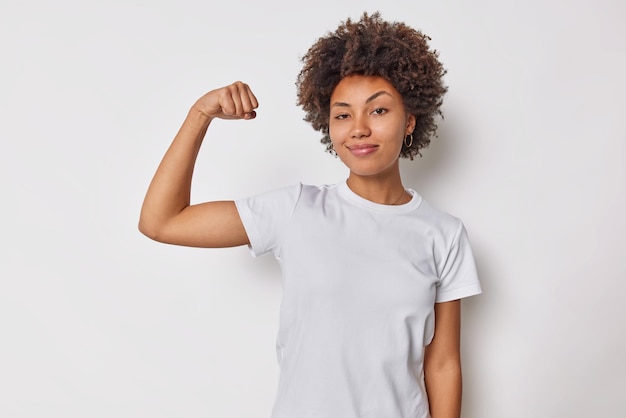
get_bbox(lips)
[346,143,379,156]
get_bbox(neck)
[346,169,408,205]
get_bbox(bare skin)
[139,77,463,418]
[425,300,463,418]
[139,81,256,248]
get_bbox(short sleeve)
[435,221,482,303]
[234,183,303,258]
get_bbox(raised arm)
[138,81,258,248]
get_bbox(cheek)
[374,121,404,144]
[328,122,343,143]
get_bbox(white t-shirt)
[235,181,481,418]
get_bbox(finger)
[242,83,259,110]
[218,90,237,117]
[230,81,250,117]
[216,82,257,119]
[238,83,258,120]
[232,81,258,117]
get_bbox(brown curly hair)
[296,11,448,159]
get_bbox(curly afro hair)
[296,11,448,159]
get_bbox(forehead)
[330,75,402,104]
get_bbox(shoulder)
[284,182,341,206]
[235,182,340,213]
[238,182,304,204]
[300,182,338,197]
[412,195,465,239]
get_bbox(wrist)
[188,104,214,126]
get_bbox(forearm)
[425,364,462,418]
[139,106,212,237]
[138,81,257,244]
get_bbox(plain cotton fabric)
[235,181,481,418]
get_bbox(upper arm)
[424,299,461,372]
[140,200,249,248]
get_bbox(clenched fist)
[193,81,259,121]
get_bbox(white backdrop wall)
[1,0,625,417]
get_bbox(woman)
[139,12,481,418]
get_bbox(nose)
[349,114,371,139]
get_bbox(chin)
[347,165,397,179]
[342,158,400,178]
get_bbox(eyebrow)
[331,90,392,107]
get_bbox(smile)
[346,144,379,156]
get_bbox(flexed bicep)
[139,81,258,248]
[147,201,249,248]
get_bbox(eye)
[334,113,350,120]
[372,108,387,115]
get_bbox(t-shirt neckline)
[337,180,423,213]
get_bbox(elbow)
[424,356,461,378]
[138,207,186,244]
[138,217,163,242]
[138,222,155,240]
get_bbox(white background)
[1,0,625,417]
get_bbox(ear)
[406,114,416,134]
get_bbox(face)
[329,75,415,180]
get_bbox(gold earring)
[404,134,413,148]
